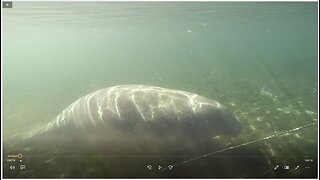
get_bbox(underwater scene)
[2,2,318,178]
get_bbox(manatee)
[4,85,243,177]
[10,85,242,154]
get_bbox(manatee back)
[47,85,240,140]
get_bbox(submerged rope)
[158,121,317,172]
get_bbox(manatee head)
[195,97,242,138]
[212,105,242,136]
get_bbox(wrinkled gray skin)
[21,85,242,155]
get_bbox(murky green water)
[2,2,318,178]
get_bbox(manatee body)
[24,85,241,149]
[42,85,238,134]
[4,85,242,177]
